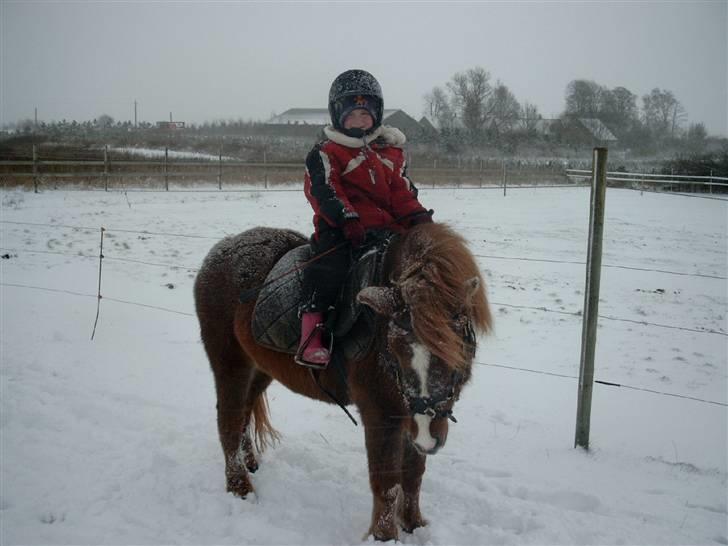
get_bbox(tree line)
[423,66,712,154]
[3,66,720,159]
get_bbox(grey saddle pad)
[251,244,382,362]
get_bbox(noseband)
[409,390,458,422]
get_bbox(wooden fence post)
[32,144,39,193]
[104,145,109,191]
[502,159,507,196]
[218,145,223,190]
[575,147,608,451]
[164,147,169,191]
[263,149,268,189]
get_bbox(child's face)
[343,108,373,131]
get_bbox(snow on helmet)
[328,69,384,136]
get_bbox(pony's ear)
[357,286,398,316]
[465,276,480,299]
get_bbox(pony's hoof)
[367,526,399,543]
[226,474,255,499]
[372,532,399,543]
[401,517,428,534]
[244,453,259,473]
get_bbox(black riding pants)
[302,226,352,313]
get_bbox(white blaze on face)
[411,342,437,452]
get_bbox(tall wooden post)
[575,147,608,450]
[502,159,507,196]
[164,147,169,191]
[32,144,39,193]
[218,145,223,190]
[263,149,268,189]
[104,145,109,191]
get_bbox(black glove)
[409,209,434,227]
[342,219,366,247]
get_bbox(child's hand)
[342,219,366,248]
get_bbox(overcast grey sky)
[2,1,726,136]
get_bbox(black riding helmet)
[328,69,384,137]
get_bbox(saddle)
[251,234,393,362]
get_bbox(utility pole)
[134,100,137,128]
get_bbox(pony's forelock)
[395,223,492,370]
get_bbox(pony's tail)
[251,391,280,453]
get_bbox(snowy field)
[108,147,236,161]
[1,184,726,545]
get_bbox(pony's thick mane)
[394,223,492,370]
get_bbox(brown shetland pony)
[193,222,491,541]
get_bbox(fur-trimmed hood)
[323,125,407,149]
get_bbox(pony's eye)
[392,311,412,332]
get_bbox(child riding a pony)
[299,68,433,367]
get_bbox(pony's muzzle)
[412,415,448,455]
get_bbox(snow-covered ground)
[1,185,726,545]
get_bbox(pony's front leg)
[399,439,428,533]
[362,415,405,542]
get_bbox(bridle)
[386,307,476,424]
[408,389,459,423]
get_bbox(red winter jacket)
[304,125,428,238]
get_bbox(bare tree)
[423,86,456,130]
[642,88,687,139]
[423,86,447,120]
[519,102,542,133]
[610,87,639,124]
[96,114,115,129]
[446,67,493,136]
[564,79,603,118]
[685,122,708,152]
[489,82,521,135]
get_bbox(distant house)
[267,109,331,125]
[267,108,433,141]
[554,117,618,146]
[155,121,185,130]
[530,119,560,137]
[418,116,439,140]
[578,118,618,144]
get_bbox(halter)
[383,307,474,424]
[382,352,461,423]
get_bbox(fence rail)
[566,169,728,190]
[3,145,726,195]
[0,145,573,192]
